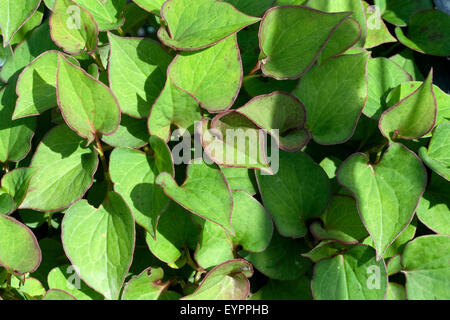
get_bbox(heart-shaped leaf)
[155,158,234,234]
[379,70,436,140]
[168,35,242,112]
[256,150,331,238]
[121,267,168,300]
[312,245,388,300]
[72,0,126,31]
[148,78,202,142]
[108,33,172,118]
[62,192,135,300]
[416,173,450,235]
[14,50,79,120]
[56,53,120,144]
[20,125,98,212]
[395,10,450,57]
[198,113,272,174]
[109,137,174,237]
[182,259,253,300]
[0,0,41,47]
[259,5,351,79]
[293,52,370,145]
[337,143,427,258]
[49,0,98,55]
[157,0,259,50]
[402,235,450,300]
[236,92,309,152]
[0,214,41,274]
[43,289,76,300]
[419,124,450,181]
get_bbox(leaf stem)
[91,52,106,72]
[94,134,112,192]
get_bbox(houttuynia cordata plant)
[0,0,449,301]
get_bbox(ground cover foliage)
[0,0,449,300]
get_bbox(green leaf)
[0,86,36,163]
[7,6,44,46]
[155,158,234,234]
[47,264,104,300]
[307,0,367,47]
[195,220,234,269]
[168,35,242,112]
[337,143,427,258]
[148,78,202,142]
[198,113,272,174]
[56,53,120,144]
[416,173,450,235]
[312,245,388,300]
[223,0,274,17]
[0,214,41,274]
[375,0,433,27]
[389,49,424,81]
[20,125,98,212]
[49,0,98,55]
[220,167,256,195]
[11,276,46,299]
[386,81,450,129]
[395,10,450,56]
[236,92,309,151]
[121,267,167,300]
[256,150,331,238]
[1,168,36,211]
[0,0,41,47]
[318,17,362,64]
[14,50,79,120]
[0,191,13,215]
[109,137,174,237]
[229,190,273,252]
[182,259,253,300]
[240,231,312,280]
[43,289,76,300]
[402,235,450,300]
[302,241,346,263]
[102,114,149,149]
[249,277,312,300]
[293,52,370,145]
[386,255,402,276]
[419,124,450,181]
[386,282,406,300]
[72,0,126,31]
[363,1,396,49]
[0,22,57,83]
[108,33,172,118]
[259,6,351,79]
[364,57,412,119]
[62,192,135,300]
[310,195,368,244]
[379,70,436,140]
[146,201,200,264]
[157,0,259,50]
[131,0,165,15]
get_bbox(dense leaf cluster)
[0,0,449,300]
